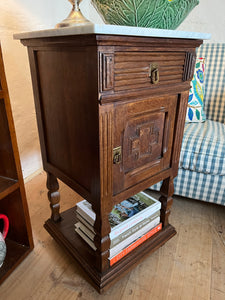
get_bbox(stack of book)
[75,191,162,266]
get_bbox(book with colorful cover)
[110,223,162,266]
[76,191,161,240]
[110,210,160,248]
[76,210,160,248]
[75,216,160,258]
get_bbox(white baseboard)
[24,168,43,183]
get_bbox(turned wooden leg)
[46,172,61,222]
[92,201,112,273]
[159,177,174,227]
[93,213,111,273]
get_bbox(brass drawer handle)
[149,63,159,84]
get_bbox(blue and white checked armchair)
[151,44,225,206]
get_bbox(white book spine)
[109,202,161,240]
[109,216,160,258]
[75,222,95,240]
[76,192,161,240]
[110,211,160,248]
[75,217,160,256]
[75,228,96,251]
[76,213,95,233]
[76,201,96,222]
[76,206,95,225]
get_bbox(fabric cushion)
[179,120,225,175]
[150,168,225,206]
[197,44,225,123]
[186,58,206,122]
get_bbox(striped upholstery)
[150,43,225,205]
[197,44,225,123]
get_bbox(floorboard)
[0,172,225,300]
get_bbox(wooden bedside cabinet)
[15,25,208,292]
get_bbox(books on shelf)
[74,191,162,264]
[75,215,160,257]
[76,191,161,238]
[76,209,160,248]
[110,223,162,266]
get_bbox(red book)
[110,223,162,266]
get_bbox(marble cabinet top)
[14,24,211,40]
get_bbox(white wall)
[0,0,224,179]
[177,0,225,42]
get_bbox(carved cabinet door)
[113,95,178,195]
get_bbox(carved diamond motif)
[130,123,160,160]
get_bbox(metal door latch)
[113,146,122,164]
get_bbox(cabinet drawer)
[99,51,189,96]
[114,51,185,92]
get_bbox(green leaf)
[196,62,201,69]
[92,0,199,29]
[196,109,200,120]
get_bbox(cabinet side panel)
[0,99,17,179]
[33,46,99,196]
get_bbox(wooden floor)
[1,172,225,300]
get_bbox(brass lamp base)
[56,0,91,28]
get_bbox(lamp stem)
[56,0,91,28]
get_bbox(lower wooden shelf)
[0,239,32,284]
[0,177,19,201]
[44,207,176,293]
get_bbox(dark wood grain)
[183,51,197,81]
[0,239,30,285]
[46,172,61,222]
[113,95,177,195]
[19,33,202,292]
[92,105,114,272]
[0,45,34,284]
[114,51,185,92]
[0,99,17,180]
[44,207,176,293]
[0,177,19,201]
[27,46,100,204]
[159,177,174,227]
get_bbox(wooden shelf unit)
[0,44,34,284]
[19,33,202,293]
[44,207,176,291]
[0,177,19,200]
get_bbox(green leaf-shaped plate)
[92,0,199,29]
